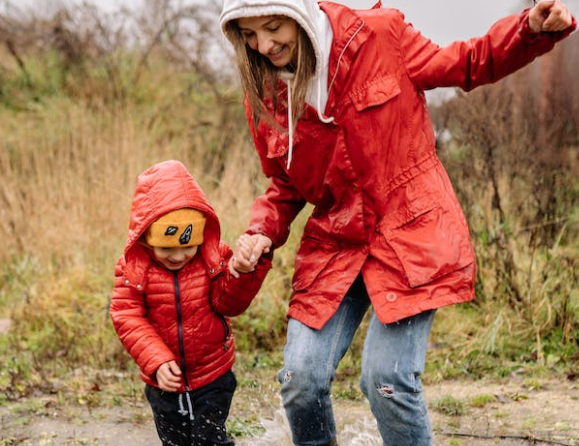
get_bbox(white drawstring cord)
[185,391,194,421]
[282,66,336,169]
[286,77,294,170]
[316,75,334,124]
[178,393,187,416]
[178,391,195,421]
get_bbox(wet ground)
[2,376,578,446]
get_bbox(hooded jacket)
[109,160,271,391]
[220,1,576,329]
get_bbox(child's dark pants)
[145,370,236,446]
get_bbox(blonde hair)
[224,19,316,129]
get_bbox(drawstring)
[185,391,194,421]
[316,75,334,124]
[286,77,294,170]
[281,69,335,169]
[178,393,187,416]
[178,391,195,421]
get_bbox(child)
[109,160,271,446]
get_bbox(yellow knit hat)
[145,208,206,247]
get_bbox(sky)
[5,0,579,46]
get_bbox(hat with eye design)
[145,208,206,247]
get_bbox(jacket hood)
[123,160,221,271]
[220,0,328,82]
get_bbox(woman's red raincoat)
[244,3,576,329]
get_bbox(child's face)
[152,245,199,271]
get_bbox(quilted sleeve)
[109,257,176,379]
[209,242,272,317]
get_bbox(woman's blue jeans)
[277,276,435,446]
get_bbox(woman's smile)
[237,15,299,68]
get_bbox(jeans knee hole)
[377,383,395,398]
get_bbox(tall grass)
[430,39,579,376]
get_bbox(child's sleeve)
[210,242,272,316]
[109,257,176,380]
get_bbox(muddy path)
[1,374,577,446]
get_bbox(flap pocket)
[382,200,474,288]
[351,75,401,112]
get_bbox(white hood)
[220,0,329,80]
[220,0,333,112]
[220,0,334,168]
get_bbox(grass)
[468,394,496,408]
[432,395,469,417]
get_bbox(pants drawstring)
[185,391,194,421]
[178,392,195,420]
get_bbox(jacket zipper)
[173,272,190,391]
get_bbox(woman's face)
[237,15,299,68]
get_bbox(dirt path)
[1,377,577,446]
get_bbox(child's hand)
[156,360,182,392]
[229,234,272,278]
[229,234,255,278]
[237,234,256,266]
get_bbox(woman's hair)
[224,18,316,130]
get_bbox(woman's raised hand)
[529,0,573,33]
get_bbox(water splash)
[237,409,293,446]
[237,406,382,446]
[340,416,382,445]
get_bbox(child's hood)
[123,160,221,266]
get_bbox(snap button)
[209,268,215,274]
[136,284,143,291]
[124,279,130,285]
[386,292,397,302]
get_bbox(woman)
[221,1,575,445]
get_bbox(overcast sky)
[348,0,533,44]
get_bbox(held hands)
[156,360,182,392]
[229,233,272,279]
[529,0,573,33]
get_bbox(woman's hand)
[156,360,182,392]
[529,0,573,33]
[229,233,272,278]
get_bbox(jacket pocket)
[292,237,339,291]
[381,195,474,288]
[350,75,401,112]
[200,313,231,354]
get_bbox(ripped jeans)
[278,276,436,446]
